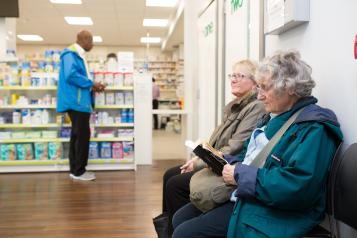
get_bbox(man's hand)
[222,164,237,185]
[180,159,195,173]
[93,82,106,93]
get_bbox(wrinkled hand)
[180,159,195,173]
[93,82,106,93]
[222,164,237,185]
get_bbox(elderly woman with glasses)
[172,50,343,238]
[223,50,343,238]
[155,59,266,238]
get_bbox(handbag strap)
[250,107,305,168]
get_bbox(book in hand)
[192,142,228,176]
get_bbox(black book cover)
[193,144,228,176]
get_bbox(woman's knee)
[172,221,197,238]
[163,165,181,184]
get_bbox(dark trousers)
[68,110,91,176]
[163,165,195,235]
[153,99,159,129]
[172,202,234,238]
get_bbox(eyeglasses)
[256,83,274,94]
[228,73,252,81]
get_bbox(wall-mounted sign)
[203,21,214,37]
[231,0,243,14]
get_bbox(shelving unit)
[0,52,137,173]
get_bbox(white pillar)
[0,18,16,59]
[184,0,200,158]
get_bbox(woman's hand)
[180,159,195,173]
[222,164,237,185]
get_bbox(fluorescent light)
[146,0,177,7]
[140,37,161,44]
[64,17,93,25]
[93,36,103,43]
[50,0,82,4]
[17,34,44,41]
[143,19,168,27]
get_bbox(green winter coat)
[227,97,343,238]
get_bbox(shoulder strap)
[250,107,305,168]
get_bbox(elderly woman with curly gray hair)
[172,50,343,238]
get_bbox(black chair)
[305,143,357,237]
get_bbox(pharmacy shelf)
[105,86,134,91]
[0,57,18,62]
[94,123,134,127]
[0,158,136,173]
[0,158,134,166]
[0,123,134,128]
[0,86,57,90]
[90,137,133,142]
[0,105,56,109]
[0,138,68,143]
[152,109,187,115]
[0,86,132,91]
[0,137,134,143]
[95,105,134,109]
[0,124,60,128]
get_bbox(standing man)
[57,30,105,181]
[152,77,160,129]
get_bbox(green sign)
[203,21,214,37]
[231,0,243,13]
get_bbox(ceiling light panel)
[17,35,44,41]
[64,17,93,25]
[140,37,161,44]
[50,0,82,4]
[143,19,168,27]
[93,36,103,43]
[146,0,177,7]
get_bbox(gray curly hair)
[256,50,316,97]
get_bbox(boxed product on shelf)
[34,143,49,160]
[0,131,11,139]
[16,144,33,160]
[114,73,124,86]
[89,142,99,159]
[124,92,133,105]
[99,142,112,158]
[42,130,57,138]
[119,109,134,123]
[104,72,114,86]
[115,92,125,105]
[94,72,104,83]
[48,142,62,160]
[105,92,115,105]
[97,130,115,138]
[25,131,42,139]
[1,144,16,161]
[60,128,71,138]
[95,92,105,106]
[123,142,134,159]
[12,131,26,139]
[112,142,123,159]
[118,129,134,137]
[123,73,133,86]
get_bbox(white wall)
[265,0,357,146]
[183,0,201,152]
[265,0,357,236]
[197,1,218,140]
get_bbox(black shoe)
[153,213,169,238]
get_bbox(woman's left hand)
[222,164,237,185]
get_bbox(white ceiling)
[16,0,183,50]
